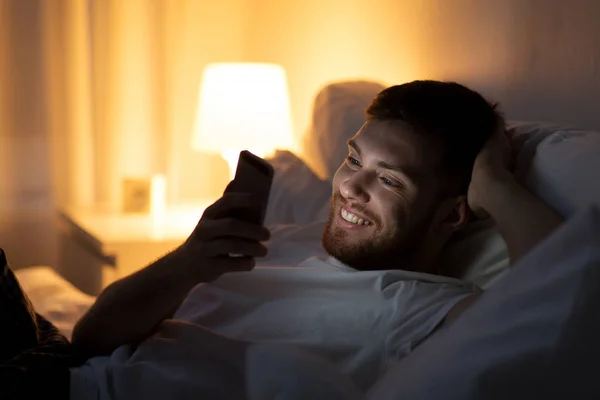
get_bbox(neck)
[398,234,447,275]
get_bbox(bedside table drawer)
[57,203,210,295]
[108,240,182,279]
[58,219,116,296]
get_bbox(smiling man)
[68,81,564,398]
[324,81,497,274]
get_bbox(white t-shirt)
[70,255,477,399]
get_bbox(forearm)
[71,191,270,358]
[72,247,202,357]
[480,173,564,263]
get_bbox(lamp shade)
[191,63,294,156]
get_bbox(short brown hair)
[366,80,503,194]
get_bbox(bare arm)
[473,173,564,263]
[444,126,565,327]
[467,126,564,263]
[444,174,564,327]
[71,249,204,357]
[71,193,269,358]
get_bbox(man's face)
[322,119,447,271]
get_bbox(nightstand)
[57,203,212,295]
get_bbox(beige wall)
[163,0,247,200]
[0,0,58,268]
[46,0,248,205]
[0,0,249,267]
[244,0,600,149]
[244,0,423,151]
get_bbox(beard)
[322,192,435,272]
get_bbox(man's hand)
[178,192,271,282]
[71,192,271,357]
[467,124,513,218]
[466,122,563,263]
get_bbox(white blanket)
[71,252,476,399]
[15,266,96,340]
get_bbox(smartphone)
[224,150,274,225]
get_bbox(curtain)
[42,0,246,211]
[0,0,58,267]
[0,0,246,266]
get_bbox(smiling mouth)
[340,207,372,226]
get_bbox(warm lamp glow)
[192,63,294,180]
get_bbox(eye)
[346,155,361,167]
[380,176,401,188]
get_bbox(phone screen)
[225,150,274,225]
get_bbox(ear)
[441,195,470,232]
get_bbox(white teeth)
[341,208,370,225]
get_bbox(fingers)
[194,218,270,242]
[205,238,268,258]
[202,193,264,221]
[180,192,271,280]
[201,256,256,281]
[222,256,256,272]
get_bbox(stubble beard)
[322,192,434,271]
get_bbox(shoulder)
[441,291,482,327]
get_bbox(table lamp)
[191,63,294,180]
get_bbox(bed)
[15,266,95,341]
[11,80,600,399]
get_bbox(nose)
[339,171,370,203]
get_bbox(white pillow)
[367,205,600,399]
[265,150,330,226]
[445,121,573,287]
[514,123,600,217]
[438,219,509,289]
[445,121,600,288]
[303,80,385,180]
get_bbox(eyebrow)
[347,139,361,155]
[347,139,421,182]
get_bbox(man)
[70,81,564,396]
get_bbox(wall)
[45,0,248,206]
[0,0,248,268]
[244,0,600,175]
[163,0,247,201]
[243,0,424,157]
[401,0,600,130]
[0,0,57,269]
